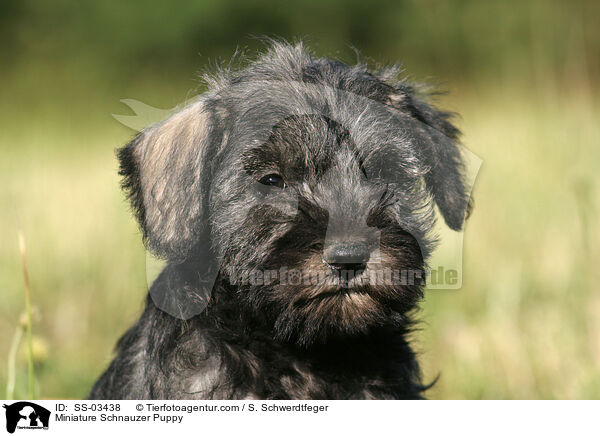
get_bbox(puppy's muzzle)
[322,242,370,274]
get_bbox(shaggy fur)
[89,41,471,400]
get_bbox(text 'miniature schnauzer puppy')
[89,41,472,400]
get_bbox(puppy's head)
[119,42,472,345]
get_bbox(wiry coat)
[89,42,471,400]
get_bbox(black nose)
[322,242,370,272]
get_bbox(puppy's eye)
[258,173,286,189]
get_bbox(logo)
[2,402,50,434]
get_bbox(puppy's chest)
[274,361,393,400]
[185,357,394,400]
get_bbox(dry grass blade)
[18,230,36,400]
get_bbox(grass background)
[1,0,598,399]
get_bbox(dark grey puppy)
[89,41,471,399]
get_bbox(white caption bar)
[2,400,597,436]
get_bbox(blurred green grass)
[1,0,599,399]
[420,89,600,399]
[1,83,598,399]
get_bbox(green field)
[1,82,598,399]
[1,0,598,399]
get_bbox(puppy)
[89,41,471,399]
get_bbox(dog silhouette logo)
[2,402,50,433]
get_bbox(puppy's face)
[210,113,434,345]
[119,45,471,345]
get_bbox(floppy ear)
[392,90,472,231]
[118,98,216,259]
[420,122,472,231]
